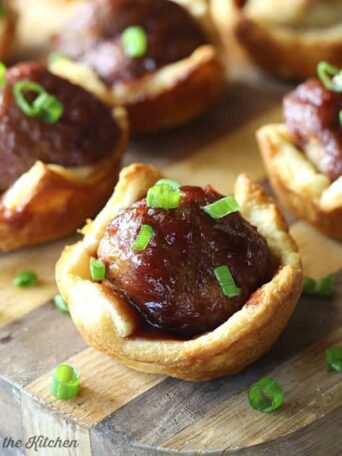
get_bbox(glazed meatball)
[53,0,207,85]
[284,78,342,181]
[98,186,272,337]
[0,62,120,192]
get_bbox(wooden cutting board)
[1,59,342,455]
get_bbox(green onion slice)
[302,275,335,298]
[155,179,181,190]
[54,294,69,314]
[203,196,240,219]
[317,61,342,92]
[147,183,180,209]
[0,61,6,88]
[214,265,241,298]
[132,224,154,252]
[13,80,64,124]
[248,376,284,413]
[121,26,148,58]
[13,270,38,288]
[325,347,342,373]
[51,364,79,400]
[90,257,106,282]
[48,52,68,65]
[339,110,342,128]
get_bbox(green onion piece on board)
[90,257,106,282]
[132,224,155,252]
[248,376,284,413]
[122,26,148,58]
[13,270,38,288]
[214,265,241,298]
[155,179,181,190]
[203,196,240,219]
[302,275,335,298]
[51,364,79,400]
[147,183,180,209]
[54,294,69,314]
[325,347,342,373]
[0,62,6,88]
[317,61,342,92]
[13,80,64,124]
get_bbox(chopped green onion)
[147,183,180,209]
[248,377,284,413]
[132,224,154,252]
[302,275,335,298]
[317,61,342,92]
[51,364,79,400]
[214,265,241,298]
[0,4,7,17]
[325,347,342,373]
[90,257,106,282]
[203,196,240,219]
[339,110,342,128]
[13,270,38,288]
[13,80,64,124]
[122,26,148,58]
[54,294,69,314]
[48,52,68,65]
[155,179,181,190]
[0,62,6,88]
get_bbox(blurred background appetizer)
[0,0,17,62]
[211,0,342,80]
[50,0,224,135]
[0,61,128,251]
[56,163,302,381]
[257,62,342,241]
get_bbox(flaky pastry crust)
[56,163,302,381]
[257,124,342,241]
[0,108,128,252]
[0,1,17,61]
[211,0,342,79]
[50,44,224,135]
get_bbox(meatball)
[98,186,271,337]
[53,0,207,85]
[284,78,342,181]
[0,62,120,192]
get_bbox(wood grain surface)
[1,7,342,456]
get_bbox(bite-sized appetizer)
[0,0,17,61]
[0,61,128,252]
[211,0,342,79]
[56,163,302,381]
[50,0,224,135]
[257,62,342,241]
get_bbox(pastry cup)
[56,163,302,381]
[50,44,224,135]
[0,108,128,252]
[211,0,342,79]
[257,124,342,241]
[0,1,17,61]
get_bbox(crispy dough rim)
[0,1,17,61]
[50,44,225,135]
[0,108,128,252]
[257,124,342,241]
[56,163,302,381]
[211,0,342,79]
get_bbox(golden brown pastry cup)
[56,163,302,381]
[0,1,17,61]
[257,124,342,241]
[0,108,128,252]
[50,44,224,135]
[211,0,342,79]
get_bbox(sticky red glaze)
[98,185,272,337]
[0,62,120,192]
[53,0,207,85]
[284,78,342,181]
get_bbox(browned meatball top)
[284,78,342,181]
[53,0,207,85]
[98,186,272,337]
[0,62,120,192]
